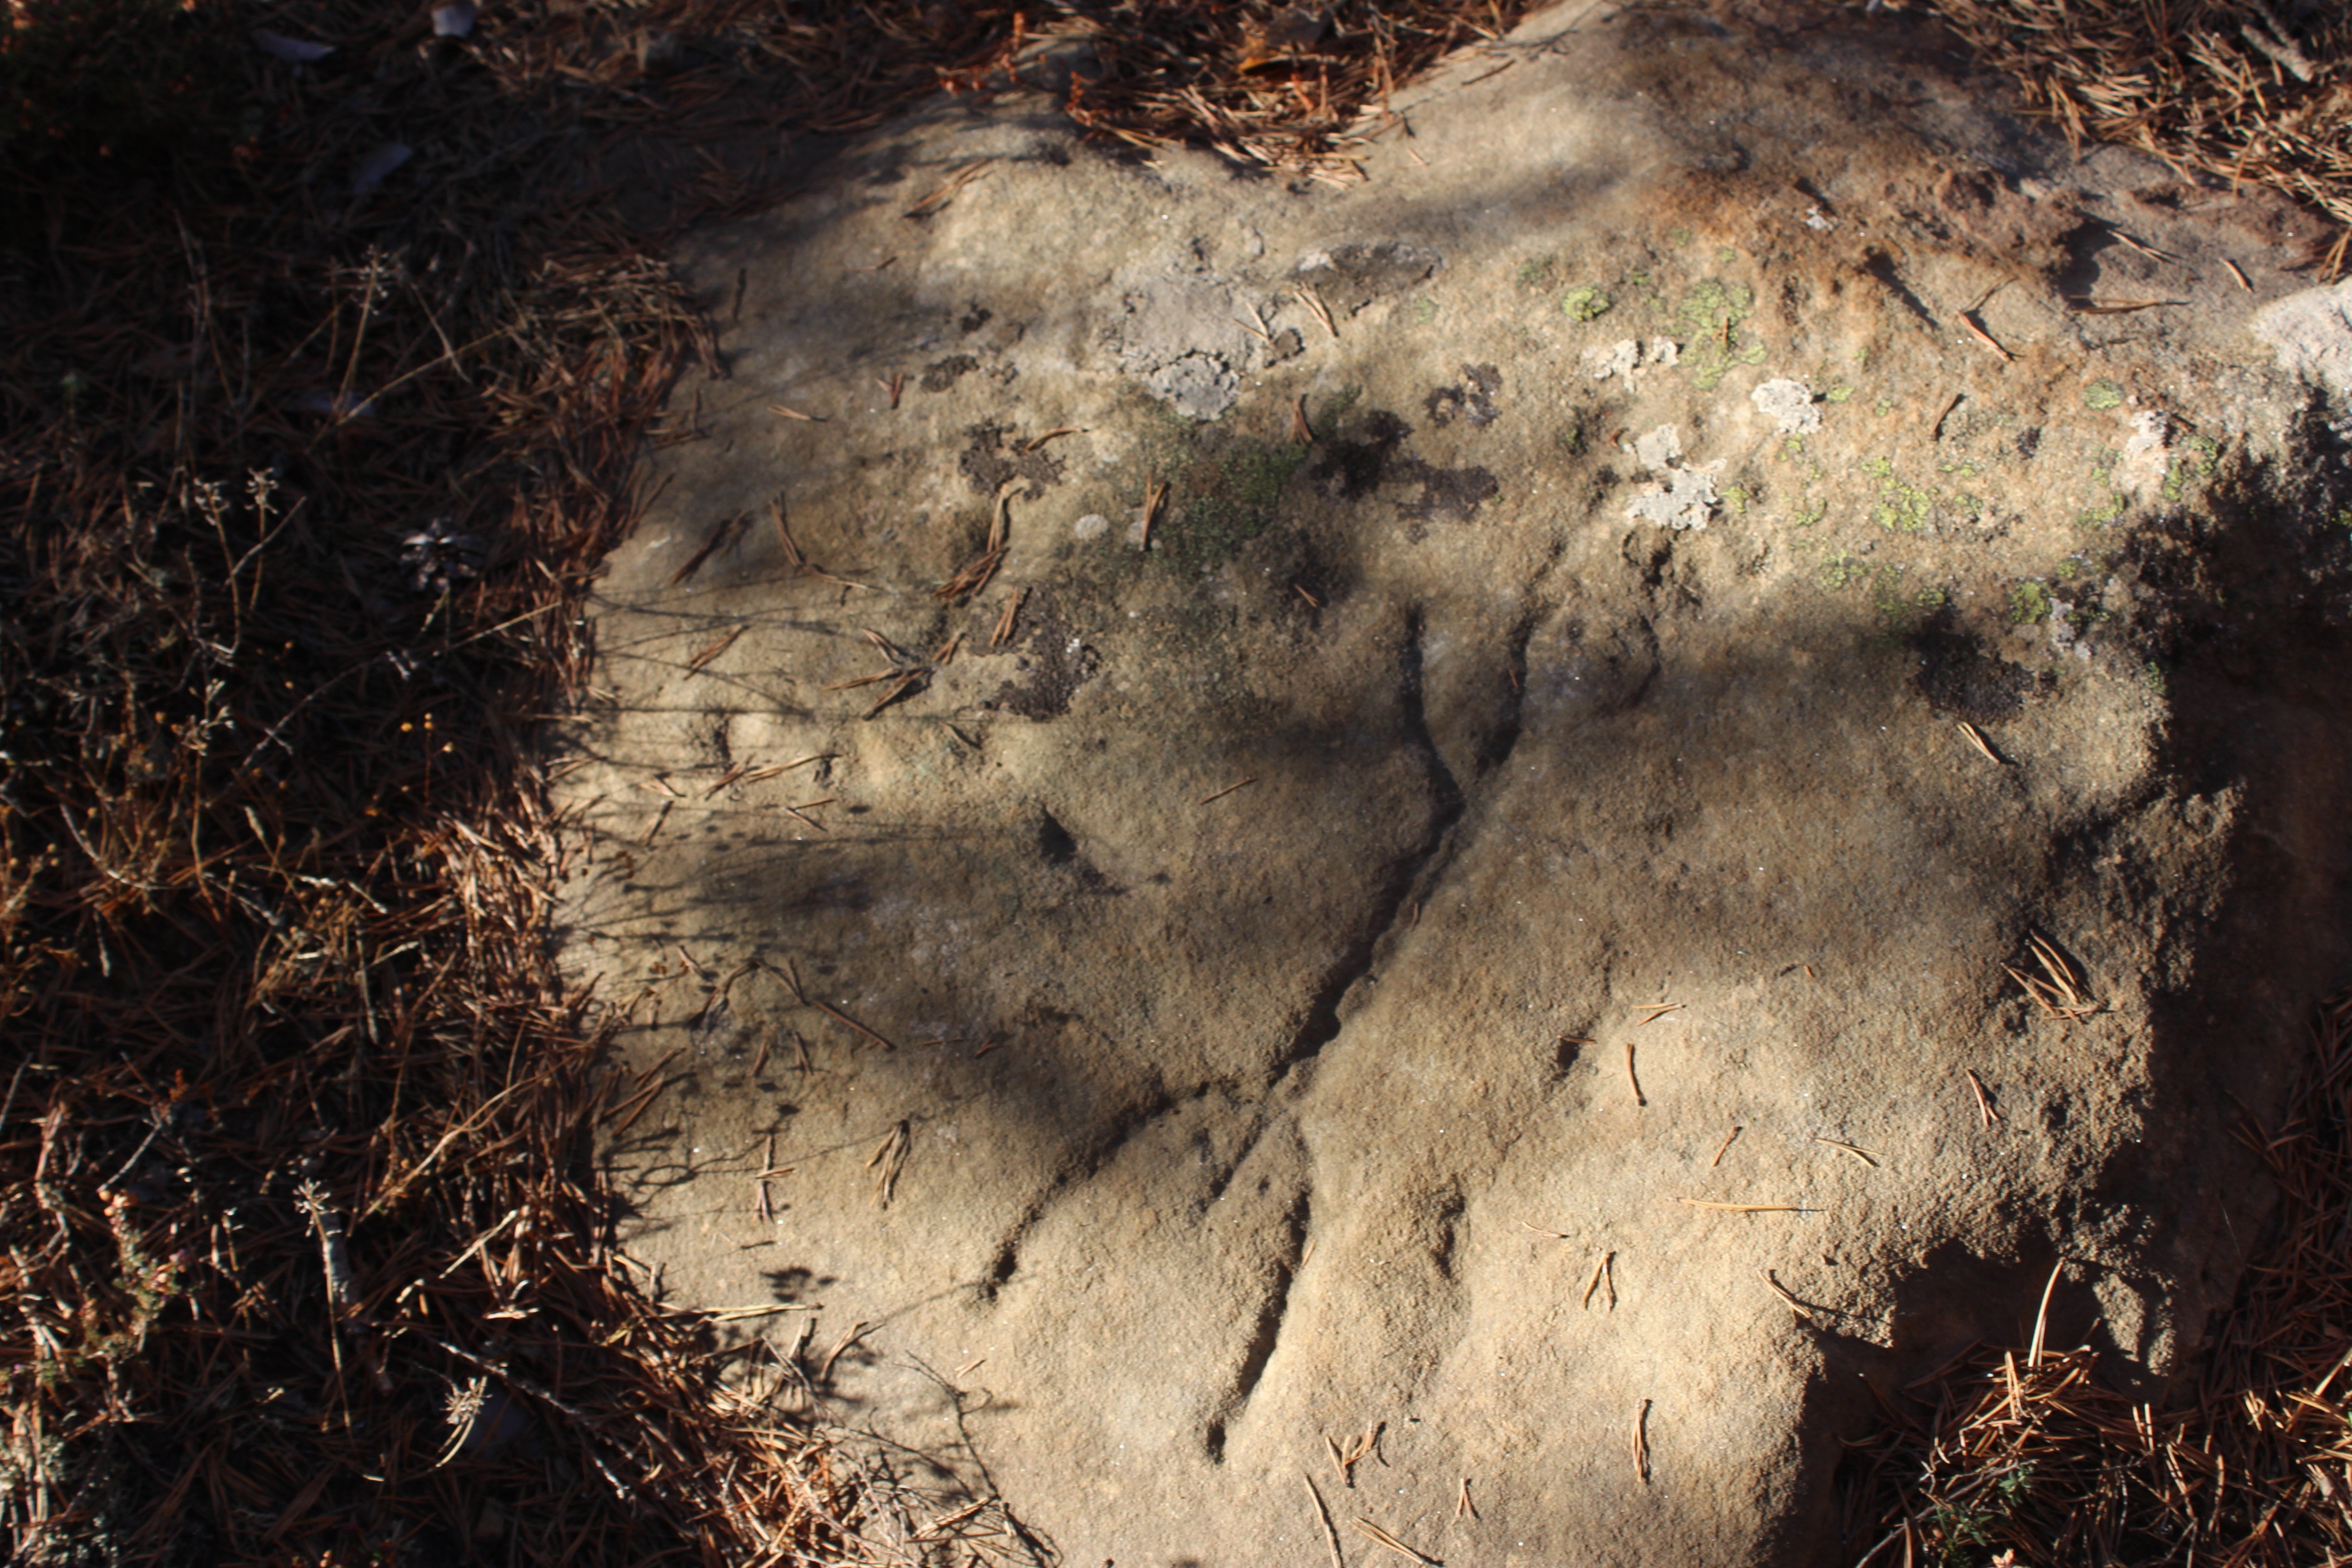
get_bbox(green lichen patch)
[1131,406,1308,573]
[2077,494,2129,531]
[2008,581,2053,625]
[2162,435,2221,502]
[1562,285,1613,322]
[1875,477,1936,534]
[1672,278,1763,390]
[1818,553,1866,591]
[2083,378,2125,411]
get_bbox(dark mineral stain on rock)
[1911,624,2036,722]
[1391,458,1500,522]
[1312,410,1412,500]
[921,353,980,392]
[1425,363,1502,428]
[984,597,1101,719]
[959,422,1066,497]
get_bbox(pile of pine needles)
[1842,991,2352,1566]
[1913,0,2352,271]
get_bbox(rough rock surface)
[556,5,2352,1562]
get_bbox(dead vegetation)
[2,0,2350,1561]
[1912,0,2352,272]
[1842,991,2352,1566]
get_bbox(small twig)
[1198,776,1257,806]
[1711,1125,1743,1168]
[1624,1041,1645,1107]
[1632,1398,1652,1485]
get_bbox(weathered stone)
[556,5,2352,1563]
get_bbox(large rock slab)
[555,5,2352,1562]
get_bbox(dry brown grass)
[1843,991,2352,1566]
[1911,0,2352,271]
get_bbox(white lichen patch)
[1626,422,1722,530]
[1632,423,1683,470]
[1581,336,1681,388]
[1751,377,1821,435]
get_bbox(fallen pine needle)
[1583,1250,1617,1310]
[1352,1517,1441,1565]
[1761,1269,1812,1324]
[2224,258,2254,293]
[1624,1041,1645,1107]
[2065,296,2188,314]
[1960,312,2015,362]
[685,627,742,675]
[1814,1136,1881,1169]
[766,402,827,423]
[818,1320,872,1383]
[1957,720,2007,765]
[1199,776,1256,806]
[1966,1068,2003,1127]
[1456,1476,1477,1520]
[1295,283,1338,339]
[991,587,1026,650]
[1632,1398,1652,1485]
[1301,1474,1346,1568]
[1140,480,1168,551]
[1711,1125,1743,1167]
[1677,1198,1816,1213]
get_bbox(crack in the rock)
[982,594,1553,1305]
[1268,606,1502,1079]
[1203,1180,1310,1464]
[978,1083,1175,1302]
